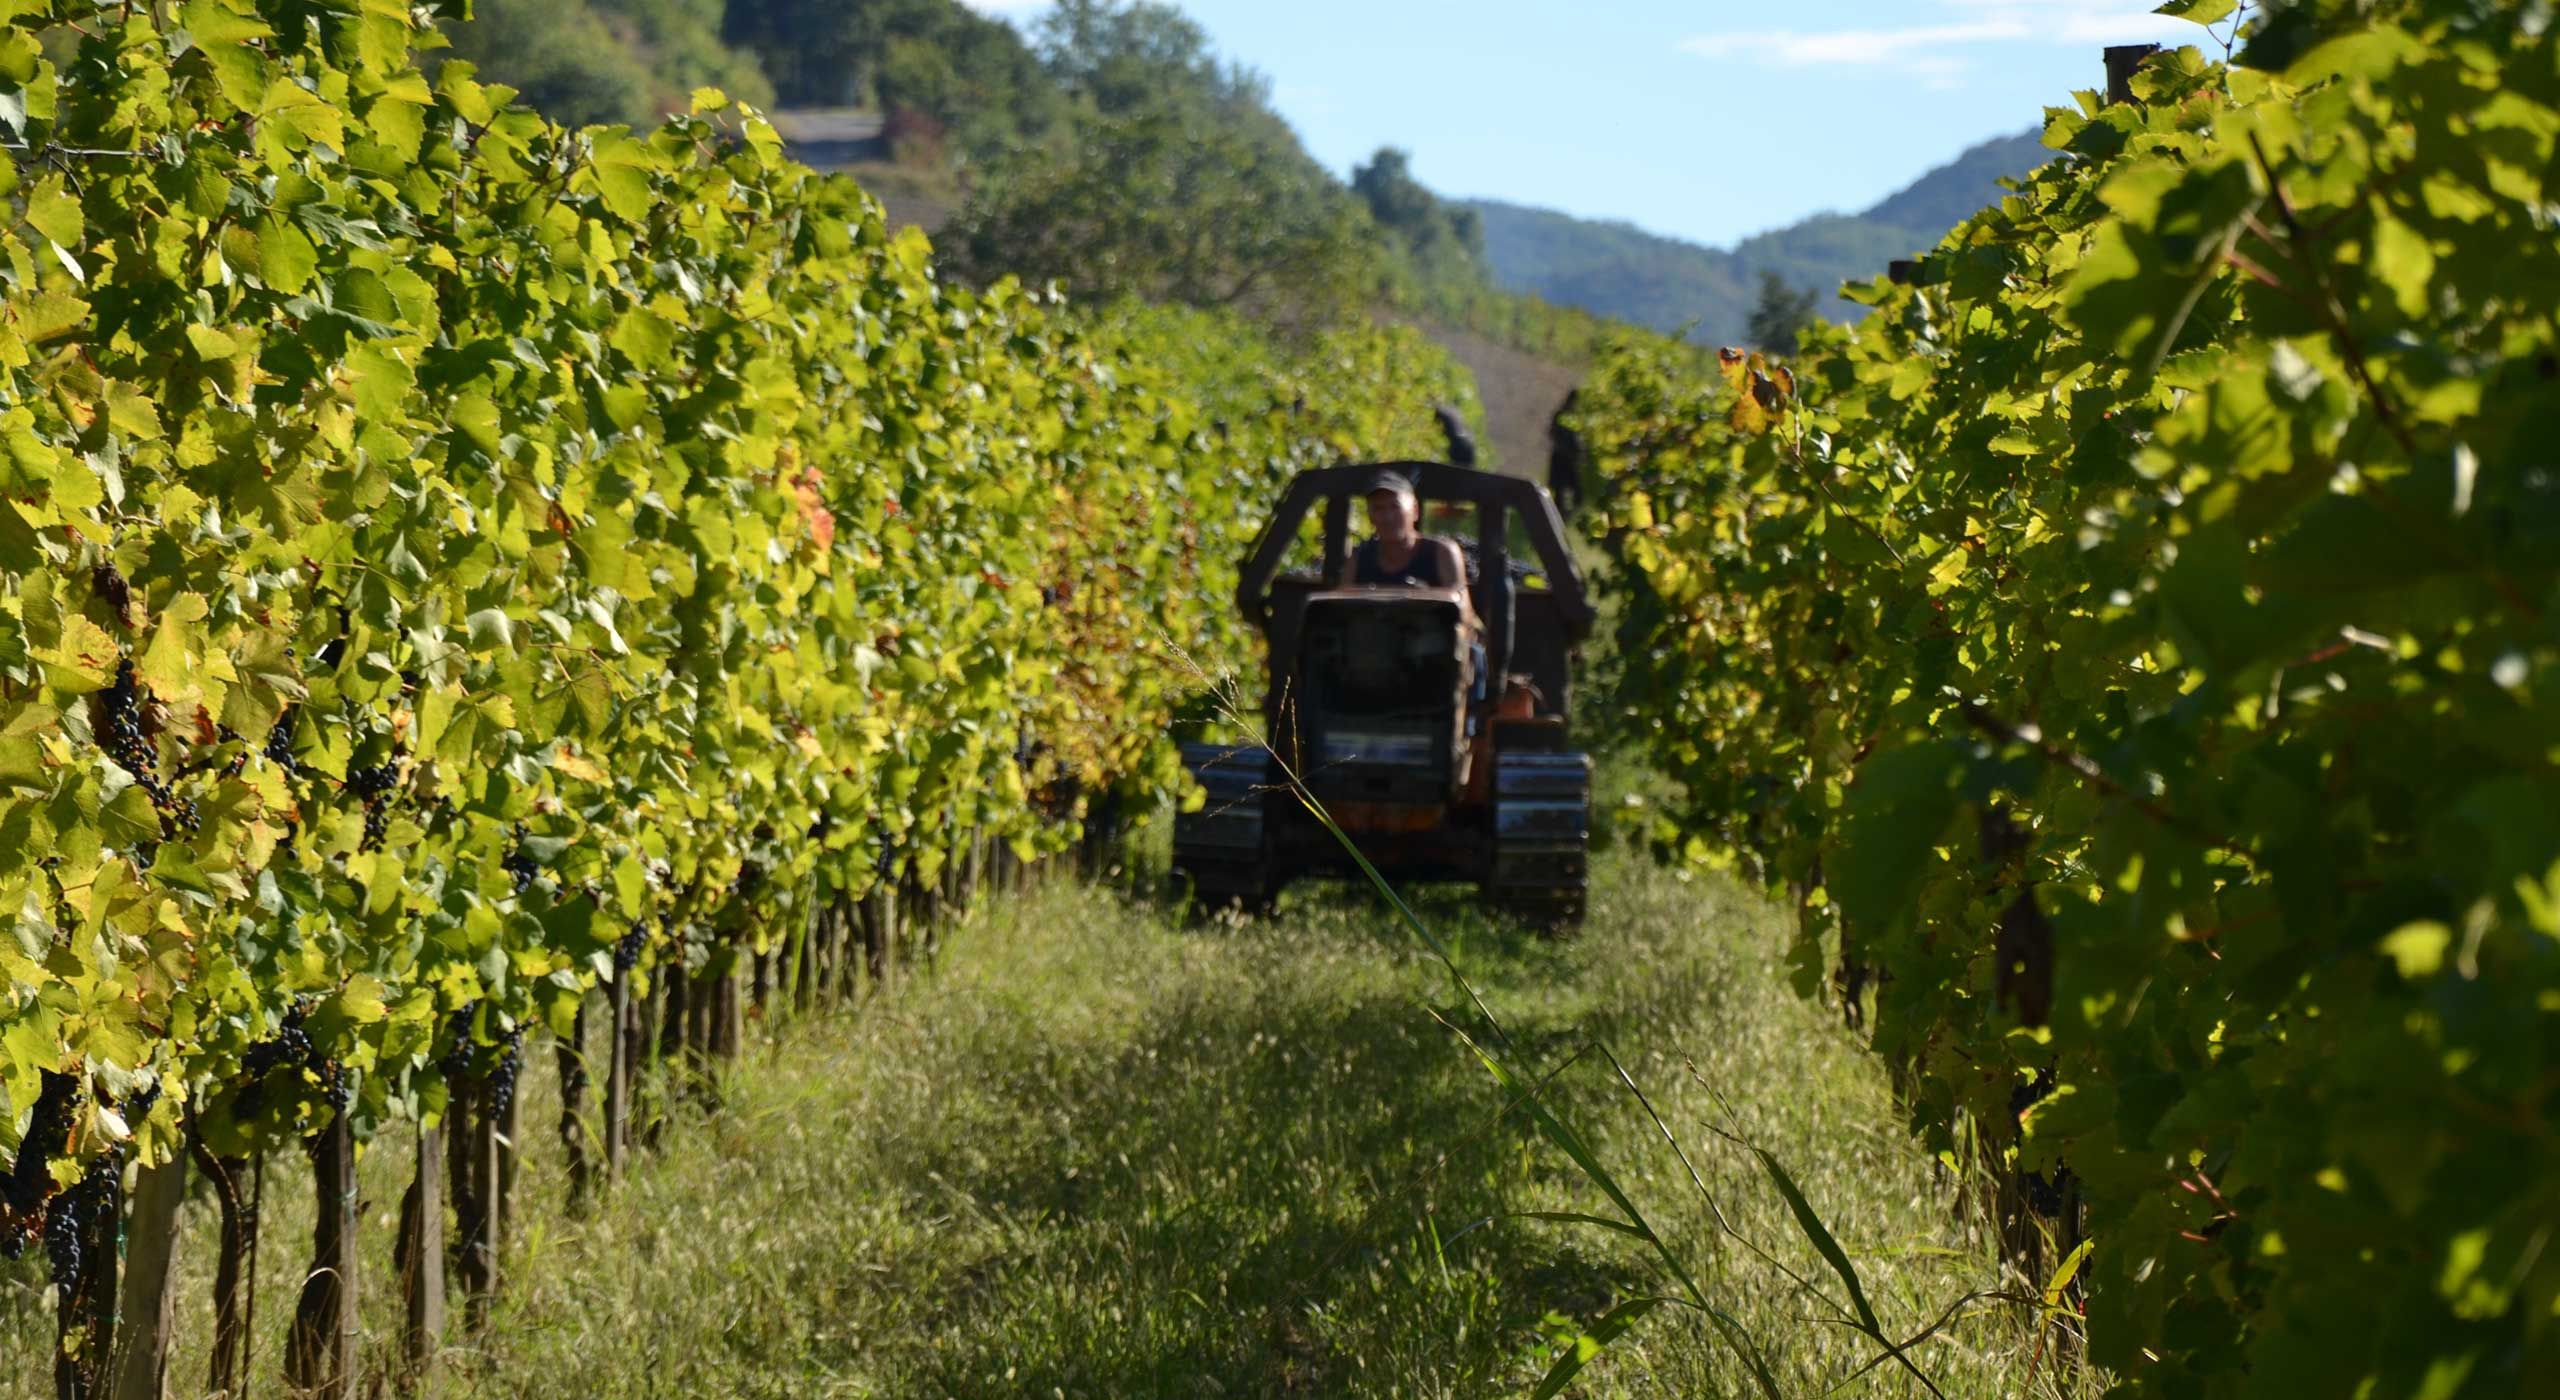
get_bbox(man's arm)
[1432,537,1468,588]
[1433,538,1476,624]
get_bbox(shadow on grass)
[814,887,1724,1397]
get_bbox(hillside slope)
[1409,322,1582,479]
[1468,130,2051,345]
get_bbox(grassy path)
[3,853,2090,1398]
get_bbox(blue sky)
[964,1,2225,248]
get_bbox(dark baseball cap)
[1359,468,1416,498]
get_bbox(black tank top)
[1353,538,1451,587]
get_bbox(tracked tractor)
[1174,462,1597,927]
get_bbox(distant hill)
[1858,129,2055,232]
[1467,130,2052,345]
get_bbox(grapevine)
[0,2,1472,1383]
[1582,5,2560,1390]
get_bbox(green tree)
[441,0,773,128]
[874,18,1064,159]
[1352,146,1485,277]
[723,0,1060,160]
[719,0,877,104]
[942,0,1376,322]
[1036,0,1256,117]
[1744,269,1821,354]
[942,103,1372,320]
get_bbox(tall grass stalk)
[1199,666,2051,1396]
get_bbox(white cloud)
[1682,21,2027,66]
[1681,1,2211,87]
[956,0,1049,14]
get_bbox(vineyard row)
[0,1,1478,1392]
[1580,9,2557,1395]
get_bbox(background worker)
[1432,404,1479,470]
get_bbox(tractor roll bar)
[1233,460,1595,640]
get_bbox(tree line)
[440,0,1660,356]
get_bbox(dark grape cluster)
[3,1071,79,1243]
[485,1030,527,1121]
[236,1002,345,1118]
[43,1154,117,1303]
[89,561,132,623]
[436,1007,527,1117]
[2011,1064,2070,1217]
[502,823,538,894]
[240,1005,315,1080]
[264,710,299,775]
[2008,1062,2056,1123]
[99,659,196,836]
[437,1007,481,1080]
[347,761,398,852]
[2024,1168,2069,1218]
[613,923,646,975]
[40,1191,78,1290]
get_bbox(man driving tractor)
[1175,459,1594,925]
[1350,469,1527,793]
[1351,469,1468,594]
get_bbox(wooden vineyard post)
[645,968,685,1149]
[447,1074,495,1327]
[907,875,937,961]
[109,1150,188,1400]
[819,904,840,1002]
[701,955,725,1065]
[445,1076,471,1290]
[659,963,690,1079]
[1084,789,1124,882]
[636,974,662,1152]
[805,903,827,1005]
[475,1079,505,1328]
[53,1159,121,1400]
[284,1111,358,1399]
[682,964,711,1099]
[2104,43,2160,104]
[855,890,885,993]
[719,953,744,1061]
[559,1002,593,1204]
[191,1140,255,1399]
[495,1049,523,1249]
[395,1119,445,1387]
[834,897,863,1000]
[817,901,840,1001]
[792,909,819,1014]
[819,911,839,1008]
[865,885,896,989]
[605,968,633,1179]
